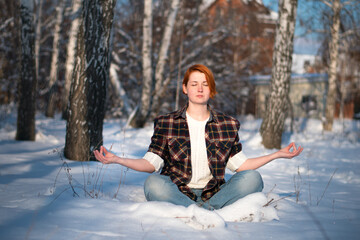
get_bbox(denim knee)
[144,174,171,201]
[247,170,264,191]
[233,170,264,192]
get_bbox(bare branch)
[0,17,13,31]
[320,0,332,8]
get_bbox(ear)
[182,84,187,95]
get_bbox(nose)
[198,84,203,92]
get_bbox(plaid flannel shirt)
[147,104,242,201]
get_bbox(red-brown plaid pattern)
[147,104,242,201]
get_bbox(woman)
[94,64,303,210]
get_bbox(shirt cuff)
[143,152,164,172]
[226,151,248,172]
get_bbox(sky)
[262,0,322,55]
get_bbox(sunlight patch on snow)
[36,130,59,144]
[130,202,226,230]
[216,192,279,222]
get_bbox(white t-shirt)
[144,113,248,188]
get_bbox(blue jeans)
[144,170,263,210]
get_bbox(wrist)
[115,156,124,164]
[271,151,280,160]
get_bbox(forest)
[0,1,360,239]
[1,0,360,160]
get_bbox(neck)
[186,102,209,121]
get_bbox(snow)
[0,112,360,239]
[292,54,318,74]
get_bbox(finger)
[287,142,296,152]
[294,146,303,156]
[286,143,293,150]
[95,150,104,160]
[102,146,109,155]
[93,150,102,161]
[98,146,104,156]
[298,146,304,154]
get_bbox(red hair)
[182,64,217,98]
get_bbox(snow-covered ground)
[0,111,359,239]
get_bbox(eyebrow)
[188,79,208,83]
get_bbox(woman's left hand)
[277,142,303,159]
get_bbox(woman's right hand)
[93,146,119,164]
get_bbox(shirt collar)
[174,103,219,123]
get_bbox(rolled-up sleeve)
[145,117,168,172]
[143,152,164,172]
[226,151,248,172]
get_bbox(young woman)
[94,64,303,210]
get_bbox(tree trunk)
[62,0,82,119]
[260,0,298,149]
[151,0,180,115]
[323,0,340,131]
[175,4,184,111]
[46,0,65,118]
[64,0,116,161]
[129,0,153,128]
[16,0,37,141]
[34,0,43,82]
[109,62,132,116]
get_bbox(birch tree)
[62,0,82,119]
[129,0,153,128]
[151,0,180,115]
[16,0,37,141]
[34,0,43,82]
[260,0,298,149]
[298,0,359,128]
[110,62,132,116]
[322,0,340,131]
[45,0,65,118]
[129,0,180,127]
[64,0,116,161]
[0,1,20,105]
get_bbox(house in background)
[250,72,357,120]
[250,74,328,119]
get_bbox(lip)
[196,95,204,98]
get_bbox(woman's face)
[183,71,210,106]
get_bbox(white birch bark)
[140,0,153,119]
[323,0,341,131]
[260,0,298,149]
[46,0,65,117]
[110,63,132,115]
[62,0,82,118]
[151,0,180,114]
[129,0,153,127]
[175,5,184,111]
[34,0,43,82]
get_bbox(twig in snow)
[263,192,296,207]
[317,168,338,206]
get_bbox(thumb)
[102,146,108,154]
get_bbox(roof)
[248,73,328,85]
